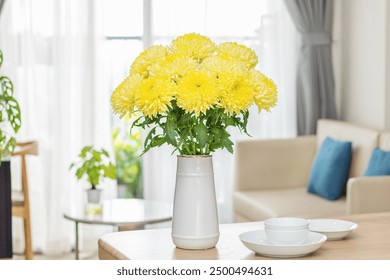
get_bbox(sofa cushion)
[379,132,390,150]
[317,119,379,177]
[233,188,346,221]
[364,147,390,176]
[308,137,352,200]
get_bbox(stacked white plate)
[239,230,326,258]
[308,219,358,241]
[239,218,358,258]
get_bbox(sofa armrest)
[346,176,390,214]
[234,136,317,191]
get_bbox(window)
[101,0,296,209]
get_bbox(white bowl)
[265,228,309,245]
[264,217,309,231]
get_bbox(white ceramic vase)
[171,155,219,250]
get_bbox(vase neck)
[176,156,213,174]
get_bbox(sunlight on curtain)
[0,0,115,255]
[142,0,299,223]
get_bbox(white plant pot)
[86,189,102,204]
[85,189,103,215]
[172,155,219,250]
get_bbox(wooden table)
[98,212,390,260]
[64,199,172,260]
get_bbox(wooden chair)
[11,141,38,260]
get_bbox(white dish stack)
[264,217,309,245]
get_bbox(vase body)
[172,155,219,249]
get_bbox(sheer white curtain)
[0,0,115,255]
[143,0,299,223]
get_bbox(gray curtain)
[284,0,336,135]
[0,0,5,16]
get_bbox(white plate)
[239,230,327,258]
[309,219,358,240]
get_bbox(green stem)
[179,135,191,155]
[188,128,196,155]
[205,143,210,155]
[214,111,220,125]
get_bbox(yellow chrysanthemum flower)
[130,45,168,78]
[218,72,254,114]
[201,56,244,77]
[170,33,216,61]
[176,71,219,116]
[111,74,143,118]
[250,70,278,112]
[135,76,175,117]
[218,42,258,70]
[150,54,197,82]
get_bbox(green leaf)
[3,137,16,156]
[101,148,109,157]
[165,121,178,146]
[103,162,116,179]
[144,127,156,149]
[88,167,100,186]
[75,168,84,179]
[0,51,21,159]
[177,113,193,127]
[219,130,234,153]
[193,123,208,149]
[210,127,222,141]
[151,137,166,147]
[0,76,14,98]
[80,146,92,157]
[141,127,157,155]
[221,137,234,153]
[0,77,21,134]
[130,115,144,131]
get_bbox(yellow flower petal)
[111,74,143,118]
[176,71,219,116]
[250,70,278,112]
[150,54,197,82]
[201,56,246,80]
[218,42,258,70]
[130,45,168,78]
[135,76,175,117]
[170,33,216,61]
[218,71,254,114]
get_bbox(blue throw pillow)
[307,137,352,200]
[364,147,390,176]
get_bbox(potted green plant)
[69,146,116,205]
[0,49,21,161]
[113,127,142,198]
[0,49,21,258]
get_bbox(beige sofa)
[233,119,390,222]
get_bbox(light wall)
[333,0,390,130]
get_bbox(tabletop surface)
[98,212,390,260]
[64,199,172,226]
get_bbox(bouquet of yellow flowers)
[111,33,277,155]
